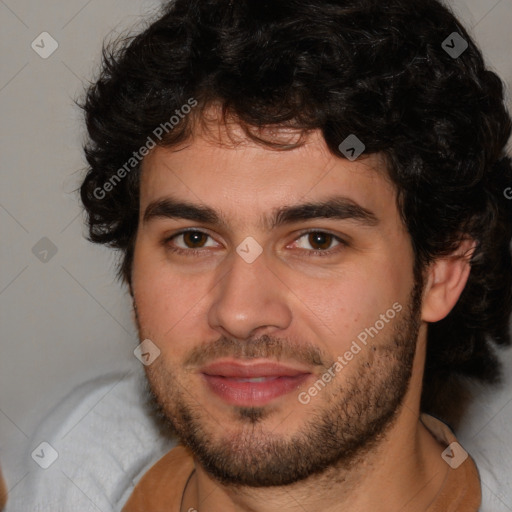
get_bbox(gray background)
[1,0,511,503]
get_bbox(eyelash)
[162,228,347,258]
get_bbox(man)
[78,0,512,510]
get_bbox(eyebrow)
[142,195,379,230]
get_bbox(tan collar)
[122,443,195,511]
[0,465,7,511]
[420,414,481,511]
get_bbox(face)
[131,118,423,487]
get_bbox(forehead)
[139,119,398,231]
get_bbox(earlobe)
[421,238,476,323]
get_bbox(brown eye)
[165,230,218,254]
[292,230,346,257]
[181,231,208,248]
[307,232,334,251]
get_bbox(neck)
[181,406,447,512]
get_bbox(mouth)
[200,359,313,406]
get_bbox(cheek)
[132,244,219,363]
[132,243,192,339]
[134,274,200,338]
[295,264,409,351]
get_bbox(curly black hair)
[79,0,512,427]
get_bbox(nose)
[207,249,292,341]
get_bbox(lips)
[201,360,310,379]
[200,360,312,406]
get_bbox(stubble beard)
[136,280,423,488]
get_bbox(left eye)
[292,231,343,252]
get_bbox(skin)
[131,110,475,512]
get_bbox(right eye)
[164,229,220,256]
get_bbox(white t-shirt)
[3,367,176,512]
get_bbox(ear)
[421,238,477,323]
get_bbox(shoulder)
[4,367,176,512]
[456,346,512,512]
